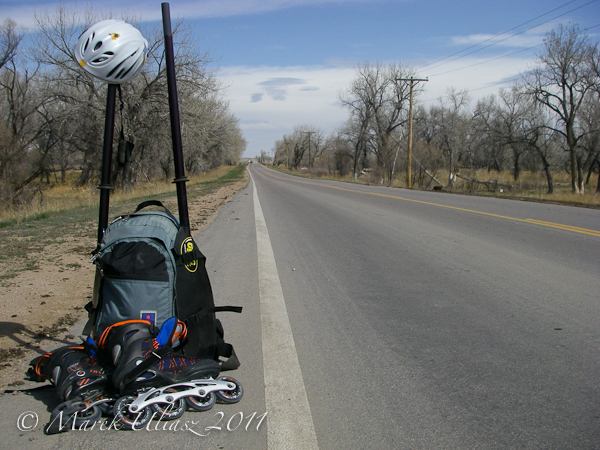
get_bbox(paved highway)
[1,163,598,449]
[243,163,600,449]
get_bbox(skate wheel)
[73,403,102,426]
[215,376,244,404]
[48,400,102,432]
[113,395,152,430]
[186,391,216,411]
[150,388,186,420]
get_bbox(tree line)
[272,24,600,194]
[0,7,246,209]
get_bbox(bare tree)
[273,125,322,170]
[340,62,418,185]
[0,19,22,71]
[471,95,506,171]
[524,24,597,194]
[318,132,351,175]
[517,101,560,194]
[29,6,244,189]
[0,5,244,213]
[338,116,372,177]
[578,93,600,194]
[587,44,600,194]
[0,17,59,204]
[429,88,471,186]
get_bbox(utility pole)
[301,131,315,171]
[397,76,427,189]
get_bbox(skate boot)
[28,341,110,434]
[98,318,243,429]
[28,341,108,402]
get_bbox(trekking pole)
[97,83,118,247]
[161,2,190,228]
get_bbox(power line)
[419,0,599,73]
[429,44,543,78]
[420,21,600,104]
[418,0,579,70]
[418,76,521,105]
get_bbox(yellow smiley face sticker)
[181,237,198,273]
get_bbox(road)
[1,163,599,449]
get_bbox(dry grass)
[441,169,600,207]
[0,166,236,225]
[0,164,247,284]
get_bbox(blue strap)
[156,317,177,347]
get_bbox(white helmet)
[75,19,148,84]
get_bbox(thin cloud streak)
[4,0,393,27]
[450,33,545,49]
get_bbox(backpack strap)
[135,200,179,223]
[134,200,168,213]
[183,306,243,326]
[214,318,241,371]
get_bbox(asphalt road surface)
[2,163,599,449]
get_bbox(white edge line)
[250,169,319,450]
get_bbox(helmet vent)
[107,60,125,78]
[119,65,134,79]
[94,41,102,51]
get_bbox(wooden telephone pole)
[397,77,428,189]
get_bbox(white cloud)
[217,65,356,157]
[256,77,307,101]
[218,54,536,157]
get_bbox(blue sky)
[3,0,600,158]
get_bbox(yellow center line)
[523,219,600,237]
[261,168,600,238]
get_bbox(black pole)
[97,83,118,247]
[161,2,190,228]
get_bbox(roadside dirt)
[0,172,249,392]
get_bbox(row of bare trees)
[0,7,246,208]
[272,24,600,194]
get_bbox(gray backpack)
[87,200,241,369]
